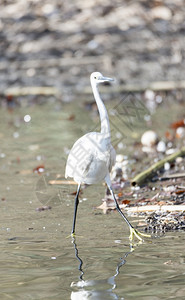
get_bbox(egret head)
[90,72,114,85]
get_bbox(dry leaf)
[170,119,185,129]
[121,199,130,205]
[67,114,75,121]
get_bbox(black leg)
[71,184,81,235]
[109,187,134,229]
[109,186,151,241]
[105,174,150,241]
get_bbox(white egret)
[65,72,149,241]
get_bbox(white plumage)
[65,132,116,184]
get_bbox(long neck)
[91,80,111,140]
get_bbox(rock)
[141,130,158,147]
[150,6,172,21]
[164,162,171,171]
[157,140,166,153]
[116,154,124,163]
[176,127,185,138]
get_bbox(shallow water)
[0,98,185,299]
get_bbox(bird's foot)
[129,227,151,242]
[66,232,76,238]
[66,232,83,239]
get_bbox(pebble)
[13,132,19,138]
[114,240,122,244]
[164,162,171,171]
[131,186,140,191]
[141,130,158,147]
[176,127,185,138]
[166,148,176,155]
[24,114,31,123]
[156,140,166,153]
[142,146,155,153]
[116,154,124,163]
[176,157,183,164]
[150,6,172,20]
[29,144,40,151]
[145,90,155,102]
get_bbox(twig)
[131,146,185,186]
[125,205,185,213]
[177,185,185,189]
[49,180,77,185]
[159,173,185,180]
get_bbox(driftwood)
[2,79,185,97]
[82,80,185,94]
[132,146,185,186]
[125,205,185,213]
[4,86,59,97]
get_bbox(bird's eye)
[94,76,97,79]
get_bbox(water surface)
[0,99,184,299]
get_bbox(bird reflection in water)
[70,237,134,300]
